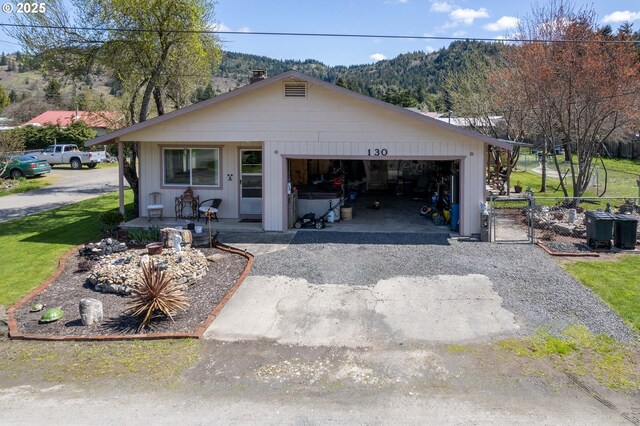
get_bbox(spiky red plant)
[126,260,189,332]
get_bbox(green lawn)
[0,176,53,197]
[564,256,640,332]
[512,152,640,199]
[0,190,133,307]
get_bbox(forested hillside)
[212,40,503,111]
[0,40,502,124]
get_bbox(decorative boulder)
[160,228,192,249]
[79,298,103,326]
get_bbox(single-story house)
[25,110,122,136]
[85,70,511,236]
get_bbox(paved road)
[0,165,122,223]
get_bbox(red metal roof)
[24,110,119,128]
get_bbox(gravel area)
[246,231,638,342]
[540,241,594,254]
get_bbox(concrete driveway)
[205,231,635,346]
[0,165,122,223]
[205,232,521,346]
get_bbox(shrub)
[127,226,160,244]
[98,210,124,236]
[125,260,189,332]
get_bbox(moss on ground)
[0,339,201,385]
[498,325,640,391]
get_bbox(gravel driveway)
[244,231,637,342]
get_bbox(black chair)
[197,198,222,223]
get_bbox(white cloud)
[484,16,519,32]
[425,45,436,53]
[369,53,387,61]
[384,0,408,4]
[209,22,251,33]
[452,30,466,37]
[431,1,452,13]
[603,10,640,24]
[209,22,231,32]
[449,7,489,25]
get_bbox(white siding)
[130,80,487,235]
[139,142,260,220]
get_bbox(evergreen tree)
[44,79,62,104]
[0,85,10,112]
[0,53,7,66]
[8,89,17,103]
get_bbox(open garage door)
[287,158,460,233]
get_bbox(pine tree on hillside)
[0,85,11,112]
[44,79,62,104]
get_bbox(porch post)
[117,139,125,217]
[506,149,511,196]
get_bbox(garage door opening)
[287,158,460,233]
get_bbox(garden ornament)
[30,303,45,312]
[39,307,64,323]
[174,234,182,253]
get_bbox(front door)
[240,149,262,216]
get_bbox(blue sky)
[0,1,639,66]
[214,0,640,65]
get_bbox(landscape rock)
[79,298,103,326]
[161,228,192,249]
[79,238,128,259]
[0,305,7,338]
[89,247,209,295]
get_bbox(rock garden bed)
[9,237,250,339]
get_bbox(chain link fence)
[487,193,640,248]
[531,197,640,245]
[489,194,533,243]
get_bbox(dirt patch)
[10,246,248,337]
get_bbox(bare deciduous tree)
[503,0,640,197]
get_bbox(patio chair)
[147,192,164,221]
[197,198,222,223]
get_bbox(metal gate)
[489,194,534,243]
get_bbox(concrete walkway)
[0,166,122,223]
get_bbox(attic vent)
[284,82,307,98]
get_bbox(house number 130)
[367,148,388,156]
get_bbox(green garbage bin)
[614,214,638,250]
[585,211,615,249]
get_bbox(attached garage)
[86,70,510,237]
[287,158,459,233]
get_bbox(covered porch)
[121,217,263,233]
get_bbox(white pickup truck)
[35,144,107,169]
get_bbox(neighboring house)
[85,70,512,236]
[25,110,121,136]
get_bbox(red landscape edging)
[6,242,254,341]
[536,242,600,257]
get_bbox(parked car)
[34,144,107,169]
[0,155,52,179]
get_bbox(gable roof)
[25,110,120,129]
[85,70,512,149]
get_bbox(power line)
[0,22,638,45]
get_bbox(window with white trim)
[163,148,220,187]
